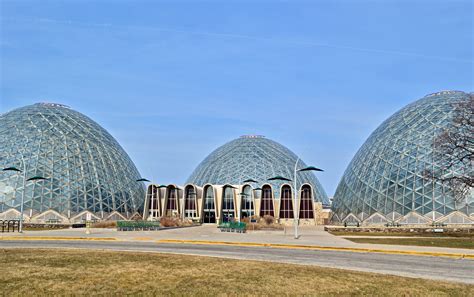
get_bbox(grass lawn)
[346,237,474,249]
[1,249,473,296]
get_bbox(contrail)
[2,17,472,63]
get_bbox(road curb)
[157,239,474,259]
[0,236,117,241]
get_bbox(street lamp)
[136,178,151,183]
[242,179,259,220]
[268,158,323,239]
[135,178,152,220]
[242,179,258,183]
[2,165,46,233]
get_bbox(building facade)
[143,183,328,225]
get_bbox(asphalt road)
[1,240,473,284]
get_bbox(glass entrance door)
[203,186,216,223]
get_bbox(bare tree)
[425,94,474,203]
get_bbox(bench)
[343,221,360,227]
[385,222,401,227]
[218,222,246,233]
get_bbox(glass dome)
[0,103,145,221]
[332,91,473,224]
[187,135,329,204]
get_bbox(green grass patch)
[1,249,473,296]
[346,237,474,249]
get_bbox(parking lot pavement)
[2,225,473,256]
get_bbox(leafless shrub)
[159,217,194,227]
[92,221,117,228]
[263,215,274,225]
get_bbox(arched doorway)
[222,186,236,222]
[260,185,274,217]
[203,186,216,223]
[165,186,179,217]
[147,185,160,219]
[279,185,293,219]
[299,185,314,219]
[184,186,197,218]
[240,185,254,219]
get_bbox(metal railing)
[116,220,161,231]
[1,220,20,232]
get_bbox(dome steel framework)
[332,91,473,225]
[187,135,329,205]
[0,103,145,222]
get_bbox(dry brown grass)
[91,221,117,228]
[1,249,472,296]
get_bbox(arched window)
[279,185,293,219]
[203,186,216,223]
[165,186,178,216]
[184,186,197,218]
[241,185,254,219]
[148,185,160,218]
[299,185,314,219]
[260,185,274,217]
[222,186,235,222]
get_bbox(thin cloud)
[2,17,472,64]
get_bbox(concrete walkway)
[1,225,473,256]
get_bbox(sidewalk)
[2,225,473,257]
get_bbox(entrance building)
[143,183,326,225]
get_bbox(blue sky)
[1,0,472,195]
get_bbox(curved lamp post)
[242,179,258,183]
[237,192,251,222]
[2,165,46,233]
[135,178,151,219]
[268,158,323,239]
[136,178,151,183]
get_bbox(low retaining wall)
[23,223,86,230]
[325,225,474,234]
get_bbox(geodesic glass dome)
[332,91,474,224]
[0,103,145,222]
[187,135,329,204]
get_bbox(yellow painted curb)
[0,236,117,241]
[157,239,474,260]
